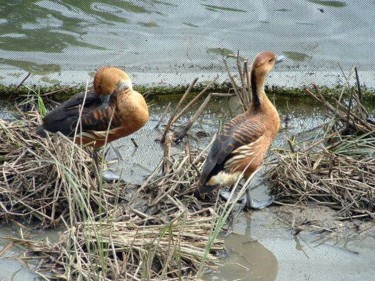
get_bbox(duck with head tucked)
[37,67,149,149]
[197,51,284,209]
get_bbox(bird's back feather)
[198,112,264,193]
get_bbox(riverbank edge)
[1,82,375,102]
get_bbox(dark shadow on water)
[201,4,247,13]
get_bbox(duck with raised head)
[197,51,284,209]
[36,67,149,149]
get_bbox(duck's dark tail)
[197,183,220,194]
[36,125,47,137]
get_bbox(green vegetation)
[35,89,47,117]
[1,82,374,105]
[0,58,61,75]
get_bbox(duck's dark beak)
[275,55,285,64]
[100,94,111,106]
[100,79,132,106]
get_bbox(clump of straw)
[1,78,229,279]
[266,67,375,220]
[11,204,223,280]
[0,111,117,226]
[4,128,225,280]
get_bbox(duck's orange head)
[94,67,133,96]
[251,51,284,77]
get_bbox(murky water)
[1,1,375,87]
[0,226,40,281]
[208,211,375,281]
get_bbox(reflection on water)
[202,4,247,13]
[0,226,40,281]
[204,213,278,281]
[307,0,347,7]
[0,0,374,86]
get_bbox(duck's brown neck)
[250,69,267,110]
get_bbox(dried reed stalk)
[11,204,222,280]
[1,108,225,280]
[223,52,252,111]
[266,69,375,219]
[0,112,117,226]
[160,77,218,145]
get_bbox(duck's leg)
[216,172,274,210]
[243,187,274,211]
[243,188,253,211]
[92,148,103,187]
[96,146,122,183]
[93,148,100,170]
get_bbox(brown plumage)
[197,51,284,206]
[36,67,149,148]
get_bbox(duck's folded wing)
[198,117,264,190]
[41,91,103,136]
[80,105,120,132]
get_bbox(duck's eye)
[268,58,274,62]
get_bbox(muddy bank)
[1,69,375,98]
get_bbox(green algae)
[207,48,245,60]
[40,76,62,84]
[282,51,312,61]
[207,48,234,57]
[0,59,61,75]
[138,21,159,28]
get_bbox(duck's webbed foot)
[219,188,274,211]
[243,189,274,211]
[102,169,122,183]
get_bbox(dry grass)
[266,137,375,219]
[10,206,222,280]
[265,68,375,220]
[0,111,110,227]
[0,105,224,280]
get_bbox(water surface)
[0,1,374,87]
